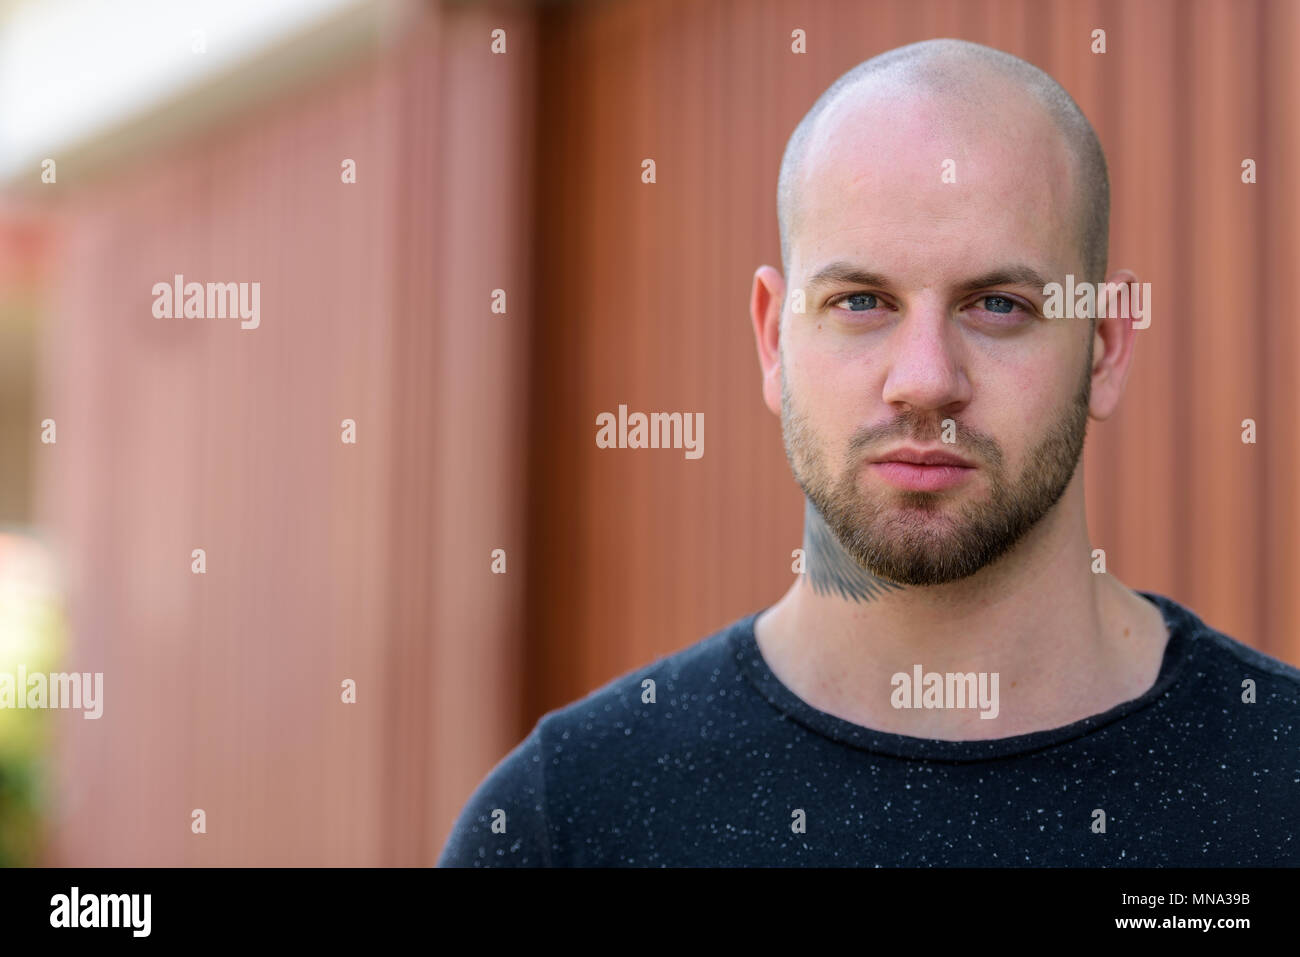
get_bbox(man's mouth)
[869,446,976,491]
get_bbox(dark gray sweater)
[437,591,1300,866]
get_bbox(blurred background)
[0,0,1296,865]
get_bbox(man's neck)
[755,480,1170,740]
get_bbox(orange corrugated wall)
[36,2,537,864]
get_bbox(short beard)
[782,351,1092,587]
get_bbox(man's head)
[777,39,1110,285]
[752,39,1137,587]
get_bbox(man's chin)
[860,562,976,588]
[855,549,985,587]
[841,519,986,585]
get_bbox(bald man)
[439,39,1300,867]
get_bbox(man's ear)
[751,265,786,416]
[1088,267,1142,421]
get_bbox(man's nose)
[879,303,971,414]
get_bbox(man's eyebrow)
[955,266,1054,295]
[803,262,892,292]
[802,262,1054,295]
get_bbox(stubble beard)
[781,350,1093,587]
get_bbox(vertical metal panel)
[1260,0,1300,660]
[36,2,535,864]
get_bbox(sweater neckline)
[730,590,1197,762]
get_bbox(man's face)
[780,80,1095,586]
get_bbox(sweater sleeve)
[436,720,553,867]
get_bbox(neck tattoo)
[803,499,905,603]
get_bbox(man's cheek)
[1009,368,1064,429]
[794,343,866,394]
[980,368,1058,459]
[794,369,846,421]
[801,379,863,456]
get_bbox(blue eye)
[838,293,879,311]
[983,295,1015,314]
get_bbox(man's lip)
[869,446,975,468]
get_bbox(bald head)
[777,39,1109,283]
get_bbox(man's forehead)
[805,71,1067,171]
[790,80,1078,280]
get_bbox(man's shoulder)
[1196,626,1300,691]
[1155,590,1300,697]
[534,611,758,746]
[436,613,759,866]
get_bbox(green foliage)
[0,532,63,867]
